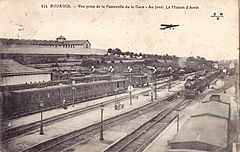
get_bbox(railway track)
[211,77,234,93]
[18,93,181,152]
[103,99,190,152]
[194,77,234,102]
[0,82,173,142]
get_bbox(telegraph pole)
[153,68,157,100]
[130,73,132,105]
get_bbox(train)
[130,75,174,87]
[69,74,112,83]
[1,72,175,119]
[183,70,220,99]
[0,74,112,92]
[2,79,128,119]
[0,69,204,119]
[129,68,204,87]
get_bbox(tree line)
[107,48,214,67]
[107,48,178,60]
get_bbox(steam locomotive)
[183,70,220,99]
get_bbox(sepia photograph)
[0,0,239,152]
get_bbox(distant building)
[229,62,235,69]
[0,35,91,49]
[212,62,218,69]
[0,59,51,86]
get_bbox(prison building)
[0,35,91,49]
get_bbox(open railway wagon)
[183,70,220,99]
[2,79,128,119]
[69,74,111,83]
[131,73,172,88]
[130,69,190,88]
[172,69,185,81]
[122,73,150,88]
[131,75,149,87]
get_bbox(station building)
[0,59,51,86]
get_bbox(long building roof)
[202,93,231,104]
[165,149,209,152]
[169,115,228,148]
[191,100,229,119]
[0,59,50,76]
[0,38,90,46]
[0,46,106,55]
[13,78,127,93]
[169,100,230,150]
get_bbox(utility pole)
[72,81,75,107]
[39,100,44,135]
[130,73,132,105]
[168,81,171,92]
[99,103,104,141]
[128,66,133,105]
[109,66,117,109]
[154,71,157,100]
[115,89,118,109]
[151,83,154,101]
[72,87,75,107]
[176,109,180,132]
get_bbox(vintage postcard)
[0,0,239,152]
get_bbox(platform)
[1,80,185,152]
[143,80,237,152]
[2,81,170,130]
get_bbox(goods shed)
[168,99,230,152]
[192,100,230,120]
[165,149,209,152]
[202,93,231,105]
[168,116,228,151]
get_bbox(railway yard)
[0,68,239,152]
[0,52,239,152]
[0,1,239,151]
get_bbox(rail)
[19,93,179,152]
[0,81,172,142]
[103,99,190,152]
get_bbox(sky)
[0,0,238,60]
